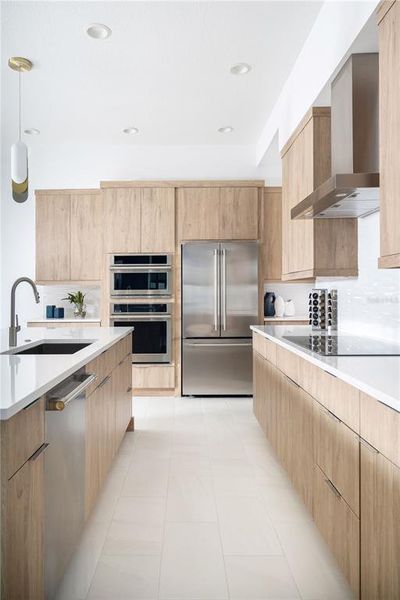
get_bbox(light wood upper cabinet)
[177,186,259,240]
[103,187,175,253]
[36,190,103,282]
[281,107,358,280]
[260,187,282,281]
[103,187,141,253]
[71,193,103,280]
[378,0,400,268]
[219,187,258,239]
[177,187,220,240]
[141,188,175,252]
[360,441,400,599]
[36,194,71,281]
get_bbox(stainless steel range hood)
[292,53,379,220]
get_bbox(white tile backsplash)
[317,212,400,343]
[36,285,101,319]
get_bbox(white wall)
[263,282,313,318]
[317,212,400,343]
[0,142,265,328]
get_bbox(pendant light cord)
[18,70,21,141]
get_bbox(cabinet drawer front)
[252,332,277,364]
[314,401,360,516]
[276,345,300,383]
[85,345,120,395]
[313,465,360,598]
[360,392,400,467]
[132,365,175,389]
[303,361,360,432]
[2,398,45,479]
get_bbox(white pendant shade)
[11,141,27,183]
[11,141,28,203]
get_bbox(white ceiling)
[2,1,322,146]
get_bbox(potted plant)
[62,291,87,318]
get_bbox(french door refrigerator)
[182,241,258,396]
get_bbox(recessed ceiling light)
[218,126,234,133]
[123,127,139,135]
[24,128,40,135]
[230,63,251,75]
[86,23,112,39]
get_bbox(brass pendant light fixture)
[9,56,33,203]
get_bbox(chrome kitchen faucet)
[9,277,40,346]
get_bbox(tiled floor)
[56,396,353,600]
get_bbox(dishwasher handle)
[46,373,97,411]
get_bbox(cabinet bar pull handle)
[284,373,300,388]
[127,386,132,393]
[325,477,341,498]
[360,438,379,454]
[98,374,111,388]
[29,442,50,461]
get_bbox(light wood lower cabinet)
[132,364,175,390]
[360,441,400,599]
[115,354,133,450]
[2,451,45,600]
[313,465,360,599]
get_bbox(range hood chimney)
[292,53,379,220]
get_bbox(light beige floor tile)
[103,497,165,555]
[159,522,228,599]
[216,496,282,556]
[274,520,353,600]
[260,484,313,524]
[166,473,217,523]
[121,459,169,497]
[87,554,160,599]
[213,474,262,497]
[225,555,300,599]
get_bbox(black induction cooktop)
[283,334,400,357]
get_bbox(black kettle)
[264,292,276,317]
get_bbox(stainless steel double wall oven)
[110,254,173,364]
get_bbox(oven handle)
[110,266,172,272]
[110,315,172,321]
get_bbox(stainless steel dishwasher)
[45,369,96,600]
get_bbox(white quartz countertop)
[0,327,133,420]
[28,318,101,323]
[251,325,400,413]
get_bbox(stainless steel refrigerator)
[182,241,258,396]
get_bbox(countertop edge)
[0,329,133,420]
[251,325,399,412]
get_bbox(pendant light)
[8,57,33,203]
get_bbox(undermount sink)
[3,342,92,356]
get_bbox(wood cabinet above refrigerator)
[280,107,358,281]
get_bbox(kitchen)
[1,1,400,599]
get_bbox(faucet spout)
[9,277,40,347]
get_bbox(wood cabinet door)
[3,451,44,600]
[141,188,175,252]
[85,385,103,517]
[103,187,141,252]
[115,355,132,449]
[36,193,71,281]
[70,193,103,280]
[379,0,400,267]
[361,442,400,599]
[177,187,220,240]
[219,187,258,239]
[289,383,314,512]
[261,187,282,281]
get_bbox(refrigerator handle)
[221,248,227,331]
[213,249,219,331]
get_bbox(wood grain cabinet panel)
[281,107,358,280]
[219,187,258,239]
[378,0,400,268]
[103,187,141,253]
[2,451,45,600]
[132,364,175,389]
[360,441,400,599]
[252,332,277,365]
[177,187,220,240]
[260,187,282,281]
[360,391,400,468]
[314,401,360,516]
[313,464,360,599]
[36,193,71,281]
[70,193,103,280]
[141,188,175,252]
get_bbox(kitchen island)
[0,326,133,600]
[252,324,400,599]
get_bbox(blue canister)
[264,292,276,317]
[54,307,64,319]
[46,305,56,319]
